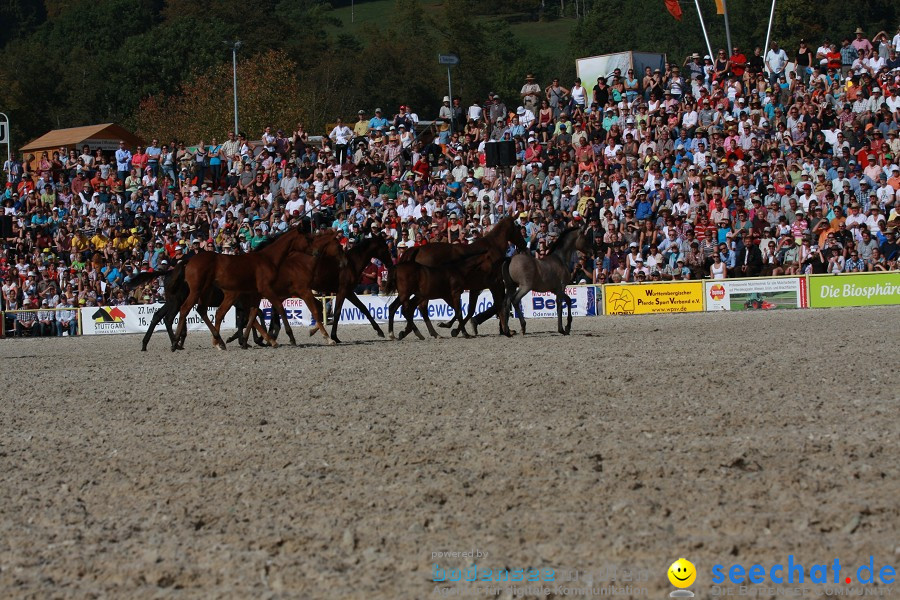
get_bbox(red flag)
[665,0,683,20]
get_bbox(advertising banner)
[328,286,596,325]
[808,273,900,308]
[705,277,807,311]
[604,282,704,315]
[80,304,236,335]
[259,297,317,327]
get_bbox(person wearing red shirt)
[131,146,149,173]
[826,44,841,71]
[730,47,747,79]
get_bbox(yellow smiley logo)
[668,558,696,588]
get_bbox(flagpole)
[721,0,733,55]
[694,0,715,61]
[764,0,777,63]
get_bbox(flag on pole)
[665,0,682,20]
[715,0,724,14]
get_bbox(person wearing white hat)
[516,104,536,129]
[439,96,452,121]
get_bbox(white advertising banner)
[329,286,597,325]
[259,297,317,327]
[80,304,236,335]
[79,287,598,335]
[704,277,807,312]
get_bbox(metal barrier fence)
[1,307,81,338]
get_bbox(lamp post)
[227,41,242,135]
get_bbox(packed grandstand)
[2,31,900,336]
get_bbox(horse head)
[311,229,347,269]
[497,216,528,253]
[574,228,593,257]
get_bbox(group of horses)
[129,217,591,351]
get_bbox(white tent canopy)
[576,51,667,90]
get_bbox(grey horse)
[501,226,590,336]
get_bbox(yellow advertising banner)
[604,282,705,315]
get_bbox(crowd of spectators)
[3,28,900,336]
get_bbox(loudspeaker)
[485,140,516,167]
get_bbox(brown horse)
[173,228,342,350]
[385,255,483,341]
[263,235,394,344]
[266,235,395,343]
[399,216,526,335]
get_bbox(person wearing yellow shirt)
[113,231,131,252]
[71,231,90,255]
[91,231,109,251]
[125,229,142,250]
[353,110,370,139]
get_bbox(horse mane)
[251,224,331,253]
[250,227,294,253]
[484,216,514,240]
[545,227,581,256]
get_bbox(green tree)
[136,50,307,142]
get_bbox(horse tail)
[125,270,168,290]
[501,256,514,290]
[166,261,189,296]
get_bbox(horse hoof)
[389,333,396,341]
[326,338,336,346]
[397,331,407,341]
[270,341,279,349]
[141,347,147,352]
[450,328,460,338]
[308,328,317,337]
[375,330,385,338]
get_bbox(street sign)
[0,118,7,145]
[438,54,460,66]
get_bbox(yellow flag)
[715,0,724,14]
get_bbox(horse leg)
[299,291,333,345]
[388,296,403,340]
[451,293,471,338]
[245,304,279,348]
[452,288,477,338]
[271,301,296,346]
[141,303,168,351]
[419,299,441,339]
[210,294,237,350]
[404,299,425,340]
[253,308,267,346]
[308,297,327,338]
[173,289,203,352]
[506,287,529,336]
[437,309,457,329]
[563,292,573,334]
[225,305,244,344]
[346,292,384,341]
[554,291,567,335]
[196,301,223,348]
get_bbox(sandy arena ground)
[1,307,899,599]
